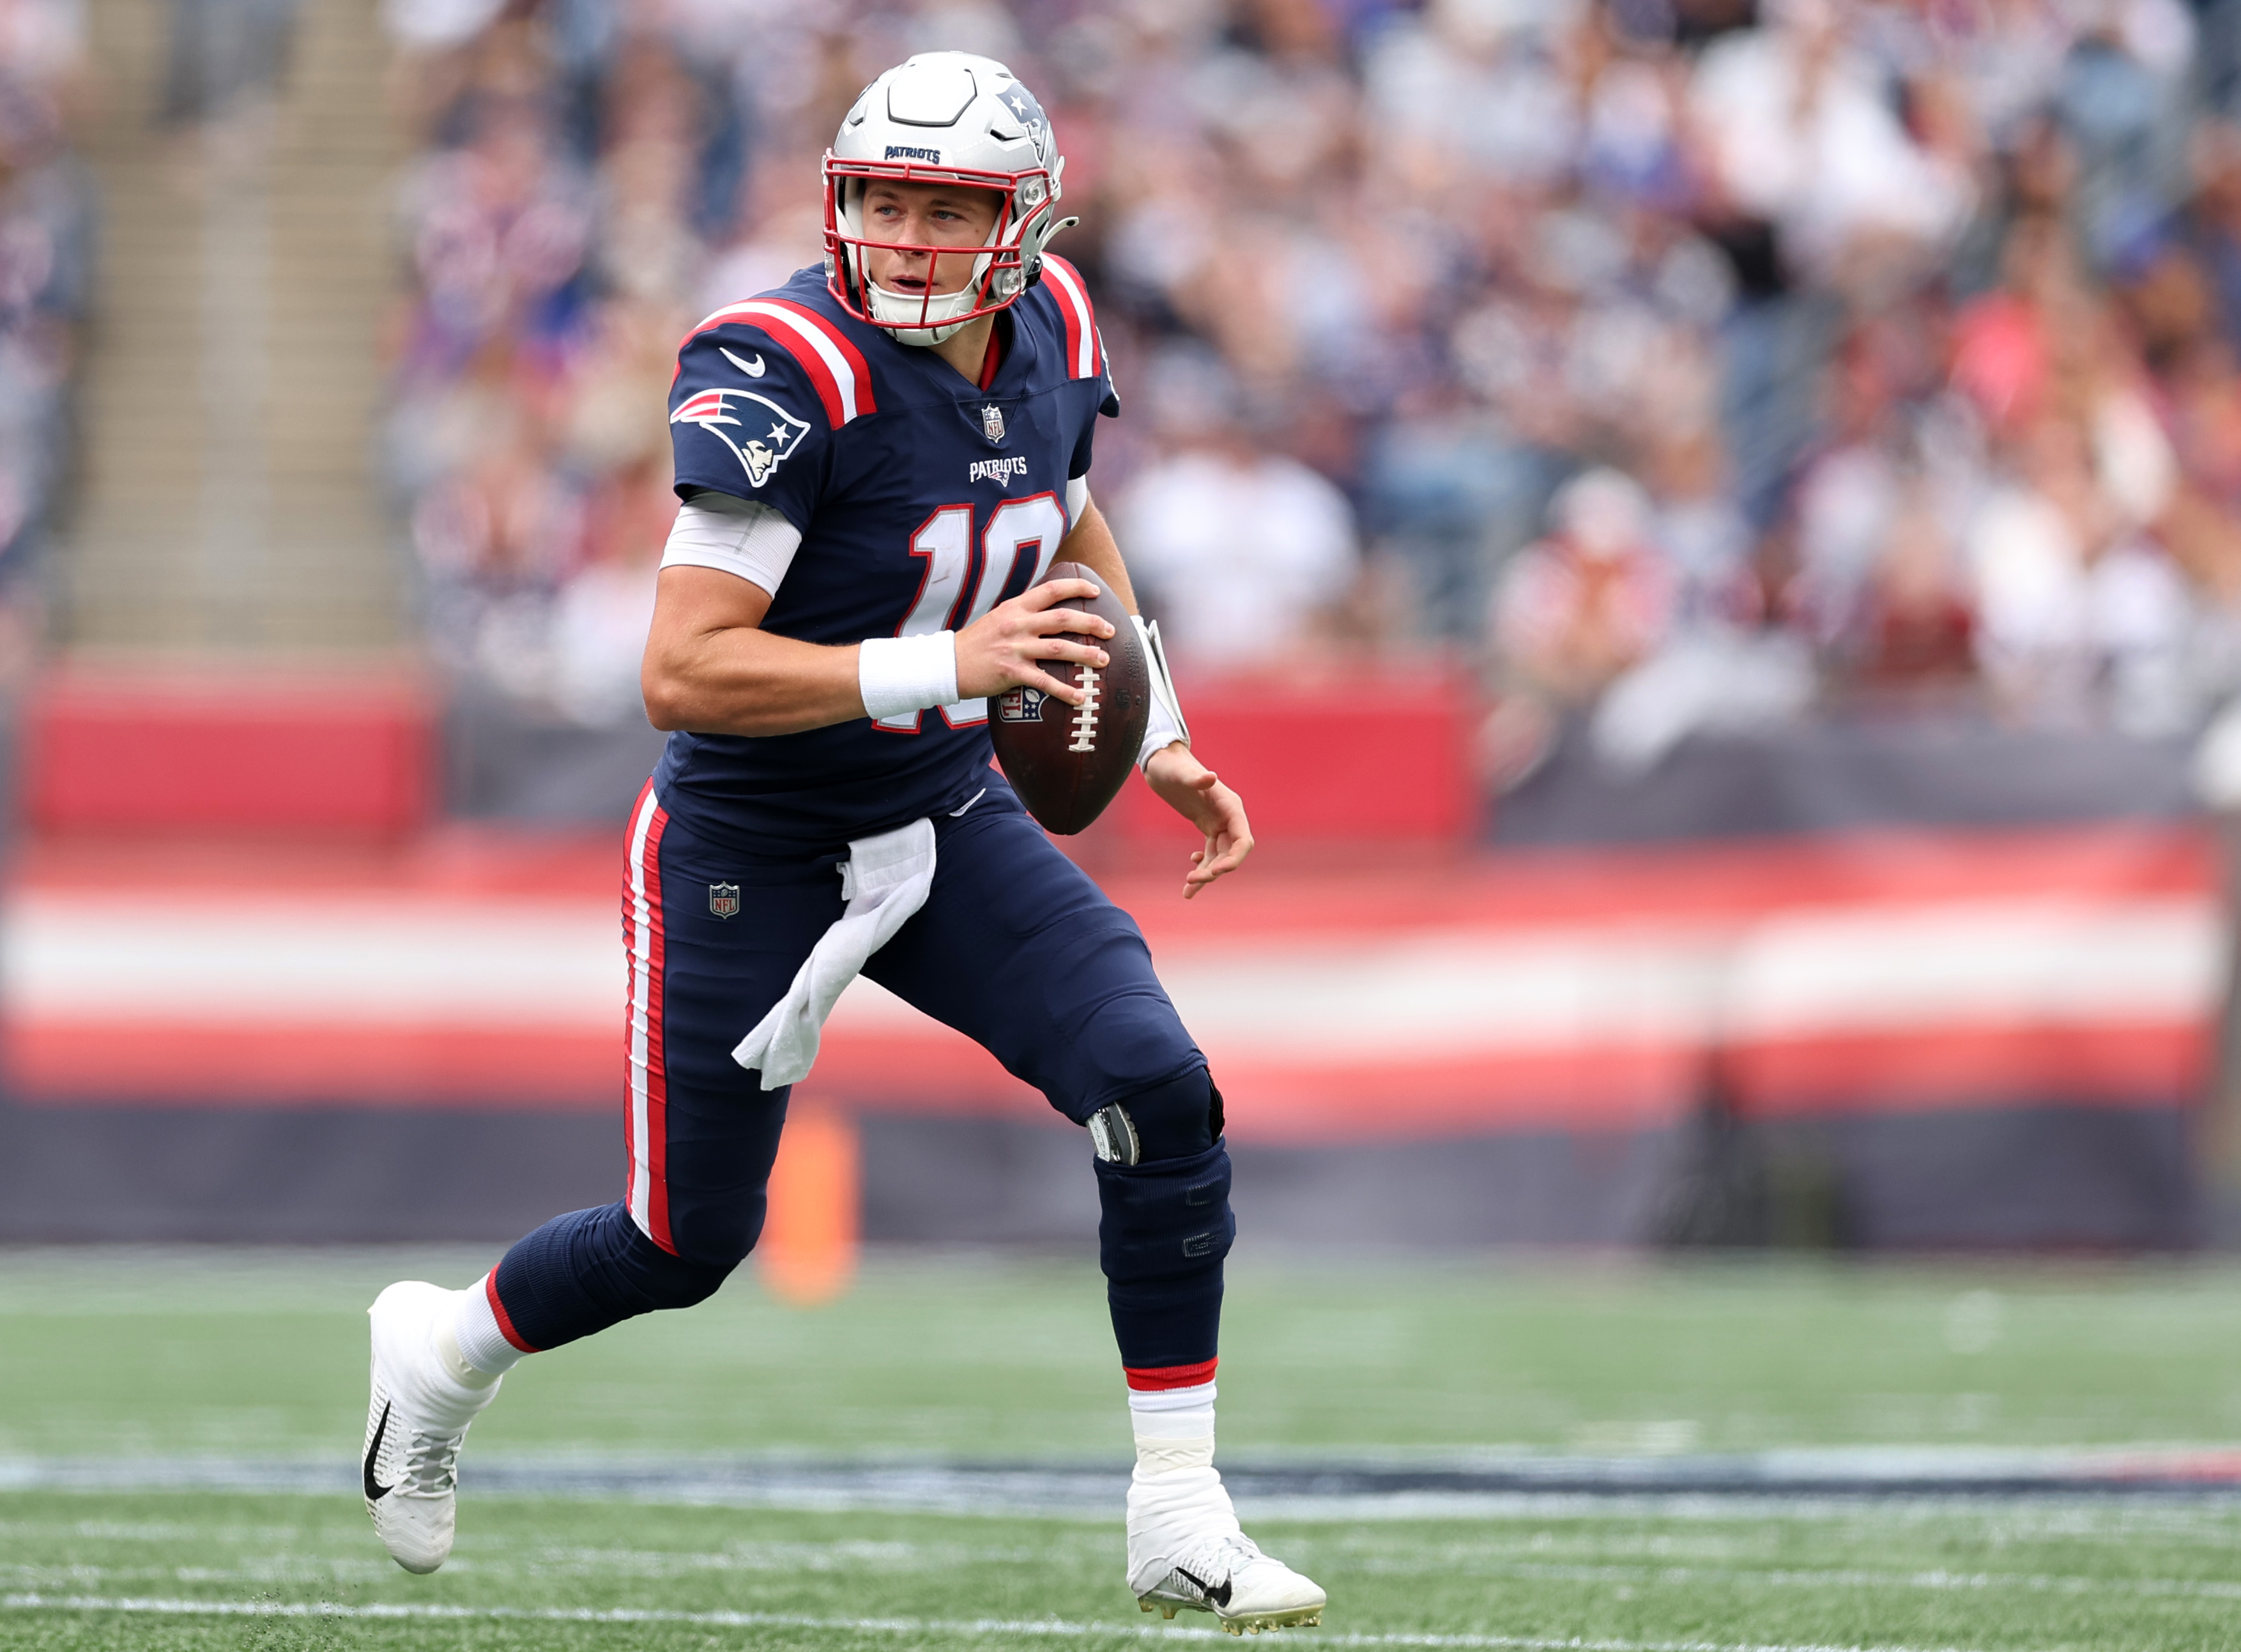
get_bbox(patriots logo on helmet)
[671,388,812,489]
[997,685,1048,723]
[1001,83,1052,164]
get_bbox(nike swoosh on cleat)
[1174,1566,1232,1608]
[721,348,766,378]
[363,1401,395,1501]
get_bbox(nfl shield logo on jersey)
[997,685,1046,723]
[981,403,1006,444]
[708,882,741,919]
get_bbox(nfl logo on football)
[707,882,741,919]
[981,403,1006,443]
[998,685,1045,723]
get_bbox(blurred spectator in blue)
[2053,0,2194,272]
[161,0,294,125]
[1363,404,1559,647]
[0,0,91,603]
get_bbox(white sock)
[1130,1380,1215,1476]
[448,1274,526,1381]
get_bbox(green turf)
[11,1248,2241,1649]
[11,1490,2241,1650]
[10,1248,2241,1459]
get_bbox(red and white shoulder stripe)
[680,298,878,429]
[1040,255,1103,381]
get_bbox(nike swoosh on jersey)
[363,1400,395,1501]
[722,348,767,378]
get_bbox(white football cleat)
[363,1280,499,1575]
[1129,1464,1325,1634]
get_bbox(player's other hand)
[1145,743,1253,899]
[954,578,1114,705]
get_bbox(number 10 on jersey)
[877,491,1072,731]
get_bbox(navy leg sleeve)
[1094,1067,1231,1372]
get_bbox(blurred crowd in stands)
[381,0,2241,776]
[0,0,90,602]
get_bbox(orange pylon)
[758,1099,859,1305]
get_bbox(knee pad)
[1086,1067,1225,1166]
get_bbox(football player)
[360,51,1326,1635]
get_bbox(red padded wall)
[22,663,437,837]
[1104,665,1481,850]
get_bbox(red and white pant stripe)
[623,781,675,1252]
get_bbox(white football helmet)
[823,52,1075,346]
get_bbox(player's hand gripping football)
[1145,743,1253,899]
[954,577,1114,705]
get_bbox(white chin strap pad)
[866,278,981,346]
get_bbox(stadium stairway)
[57,0,403,650]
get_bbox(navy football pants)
[486,777,1234,1384]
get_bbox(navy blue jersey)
[657,259,1119,855]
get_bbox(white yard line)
[0,1593,1992,1652]
[1341,1557,2241,1600]
[14,1555,2241,1602]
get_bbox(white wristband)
[1133,615,1190,771]
[859,632,959,721]
[1138,697,1186,770]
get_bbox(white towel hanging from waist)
[730,816,937,1089]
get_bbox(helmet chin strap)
[865,277,984,347]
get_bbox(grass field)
[10,1248,2241,1649]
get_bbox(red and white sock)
[1129,1379,1216,1476]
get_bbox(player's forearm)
[643,627,872,737]
[1062,500,1188,764]
[1059,501,1140,615]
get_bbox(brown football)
[988,561,1151,835]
